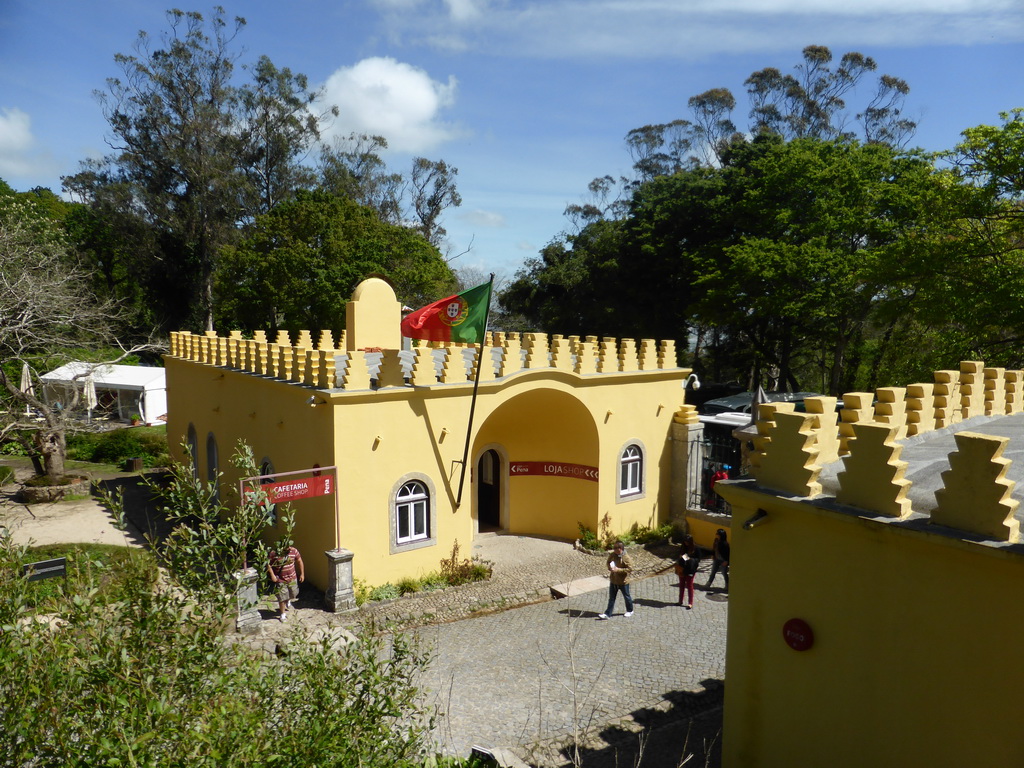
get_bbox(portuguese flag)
[401,280,492,343]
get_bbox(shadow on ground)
[523,682,724,768]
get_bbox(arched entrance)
[476,448,502,532]
[473,389,599,539]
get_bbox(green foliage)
[13,543,158,612]
[369,583,403,602]
[439,539,493,587]
[214,190,457,334]
[577,520,672,552]
[102,440,277,597]
[0,465,14,485]
[0,534,435,767]
[66,426,168,466]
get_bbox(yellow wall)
[165,358,339,587]
[717,481,1024,768]
[166,345,687,589]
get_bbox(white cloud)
[462,209,506,228]
[320,57,462,153]
[0,107,36,178]
[444,0,485,22]
[374,0,1024,58]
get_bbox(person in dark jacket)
[676,534,700,609]
[705,528,730,592]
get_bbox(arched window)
[619,444,643,498]
[395,480,430,545]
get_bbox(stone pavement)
[261,534,726,767]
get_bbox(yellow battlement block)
[341,351,372,390]
[754,411,822,497]
[523,333,550,369]
[673,403,700,425]
[619,338,639,372]
[574,339,597,375]
[476,346,497,382]
[836,422,912,518]
[440,347,468,383]
[497,339,522,378]
[803,397,839,465]
[751,402,797,473]
[933,369,961,427]
[551,337,573,371]
[597,338,617,373]
[410,347,436,386]
[874,387,908,441]
[658,339,677,369]
[638,339,657,370]
[906,382,936,436]
[932,431,1020,541]
[838,391,875,454]
[1006,370,1024,414]
[984,367,1006,416]
[959,360,985,420]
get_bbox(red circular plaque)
[782,618,814,651]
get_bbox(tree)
[0,188,140,478]
[505,136,966,394]
[237,55,336,220]
[214,190,457,334]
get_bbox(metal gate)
[687,432,744,513]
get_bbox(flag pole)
[455,273,495,508]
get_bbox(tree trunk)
[35,428,67,479]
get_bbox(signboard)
[261,475,333,503]
[509,461,599,482]
[783,618,814,651]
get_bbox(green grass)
[17,543,157,613]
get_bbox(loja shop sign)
[509,461,599,482]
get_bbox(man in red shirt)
[268,545,304,622]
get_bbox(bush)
[0,536,435,767]
[439,540,493,586]
[369,583,401,602]
[0,466,14,486]
[66,427,168,466]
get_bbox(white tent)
[40,363,167,426]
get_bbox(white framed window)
[389,474,437,553]
[396,481,430,544]
[619,444,643,498]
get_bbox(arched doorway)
[476,449,502,532]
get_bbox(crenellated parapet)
[167,330,685,393]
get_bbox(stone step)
[549,574,608,599]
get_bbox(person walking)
[268,542,304,621]
[598,540,634,619]
[705,528,730,592]
[676,534,700,609]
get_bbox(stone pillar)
[670,417,704,526]
[234,567,261,634]
[324,549,356,612]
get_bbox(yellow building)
[716,363,1024,767]
[165,278,697,591]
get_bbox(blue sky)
[1,0,1022,282]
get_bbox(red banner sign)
[260,475,334,503]
[509,461,599,482]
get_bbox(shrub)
[369,583,401,602]
[0,466,14,486]
[0,536,435,767]
[439,540,493,586]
